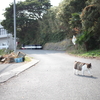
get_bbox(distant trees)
[1,0,51,45]
[77,0,100,50]
[1,0,100,50]
[56,0,100,50]
[55,0,87,37]
[38,6,67,44]
[39,0,87,44]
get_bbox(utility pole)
[13,0,16,53]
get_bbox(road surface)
[0,50,100,100]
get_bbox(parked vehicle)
[21,45,42,49]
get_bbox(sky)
[0,0,62,21]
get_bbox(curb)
[0,59,39,83]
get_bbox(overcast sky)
[0,0,62,20]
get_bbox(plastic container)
[14,57,23,63]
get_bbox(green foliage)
[78,4,100,50]
[0,49,13,55]
[69,12,81,28]
[42,32,67,44]
[38,6,67,44]
[69,0,87,12]
[86,0,100,5]
[0,49,6,55]
[1,0,100,52]
[79,50,100,57]
[56,0,87,37]
[1,0,51,46]
[68,49,100,58]
[76,31,92,44]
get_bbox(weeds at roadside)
[0,49,13,56]
[67,49,100,59]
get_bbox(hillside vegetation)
[1,0,100,54]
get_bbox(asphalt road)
[0,50,100,100]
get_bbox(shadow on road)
[75,74,98,79]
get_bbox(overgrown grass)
[0,49,5,55]
[79,50,100,57]
[24,56,33,62]
[68,49,100,58]
[0,49,13,56]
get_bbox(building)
[0,24,14,50]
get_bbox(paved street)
[0,50,100,100]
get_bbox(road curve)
[0,50,100,100]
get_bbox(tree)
[38,6,67,44]
[69,12,81,28]
[77,4,100,50]
[1,0,51,45]
[55,0,87,38]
